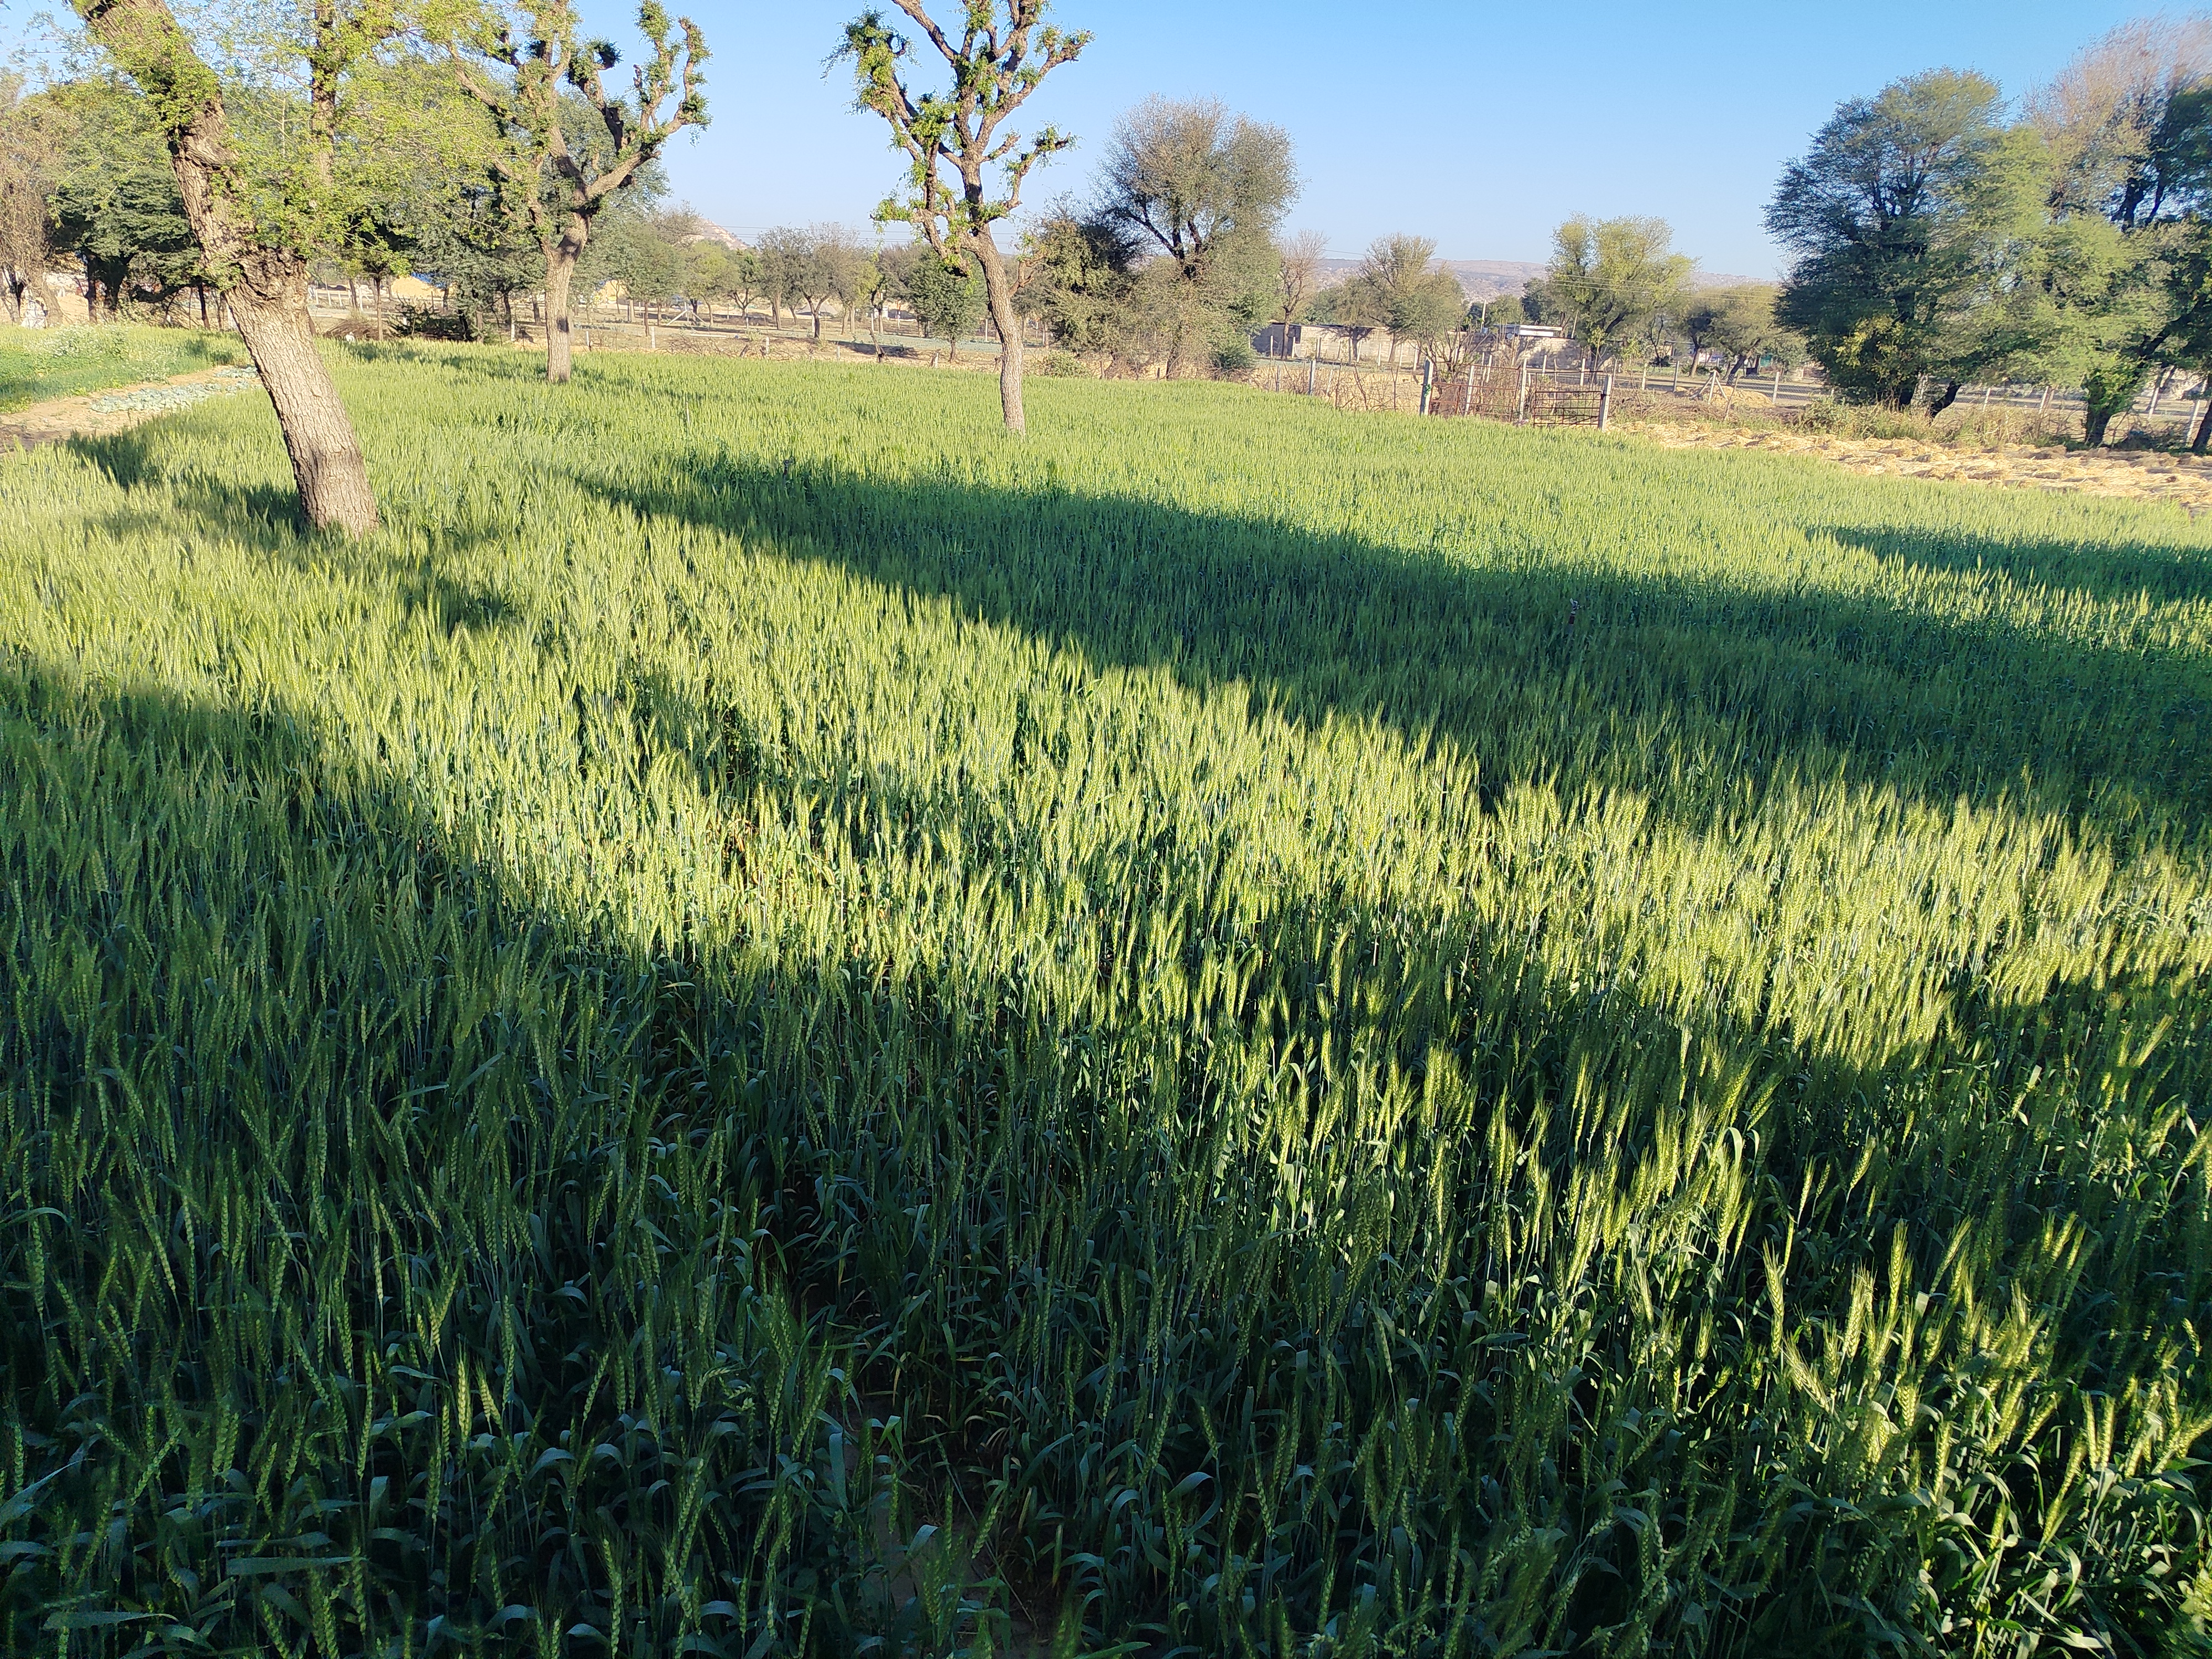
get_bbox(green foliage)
[1034,348,1088,377]
[1544,215,1693,363]
[35,76,200,308]
[1686,282,1807,375]
[1770,71,2047,408]
[1,347,2209,1655]
[0,321,243,409]
[1210,333,1255,373]
[899,246,984,345]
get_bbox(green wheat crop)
[1,342,2208,1656]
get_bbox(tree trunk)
[542,216,587,385]
[2083,406,2114,447]
[971,232,1025,434]
[75,0,377,535]
[1928,380,1963,417]
[2193,391,2212,454]
[229,274,381,534]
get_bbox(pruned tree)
[1093,95,1295,374]
[840,2,1089,433]
[453,0,707,384]
[70,0,382,534]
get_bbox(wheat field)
[1,343,2208,1656]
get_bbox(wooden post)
[1308,357,1317,396]
[1517,364,1530,425]
[2039,387,2051,414]
[1772,368,1782,401]
[1462,364,1475,416]
[1420,356,1434,416]
[1598,373,1613,431]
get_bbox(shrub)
[1212,336,1257,375]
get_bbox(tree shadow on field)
[61,424,521,639]
[580,451,2212,852]
[0,624,2203,1656]
[1831,519,2212,607]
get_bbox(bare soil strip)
[0,365,260,452]
[1632,421,2212,511]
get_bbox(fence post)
[1308,357,1317,397]
[1772,368,1782,401]
[1598,373,1613,431]
[1517,364,1530,425]
[1462,364,1474,416]
[2038,387,2050,414]
[1419,356,1434,416]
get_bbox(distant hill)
[1314,257,1772,300]
[691,220,748,252]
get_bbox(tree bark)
[543,222,585,385]
[971,232,1024,433]
[1928,379,1963,417]
[2192,391,2212,454]
[74,0,377,536]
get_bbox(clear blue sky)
[567,0,2142,275]
[15,0,2153,275]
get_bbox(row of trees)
[1769,18,2212,441]
[13,0,714,531]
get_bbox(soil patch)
[1632,421,2212,510]
[0,364,262,451]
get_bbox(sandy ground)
[0,364,260,451]
[1631,421,2212,511]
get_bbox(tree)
[0,76,59,322]
[1477,291,1524,331]
[70,0,382,534]
[2029,18,2212,442]
[1684,283,1804,379]
[902,243,984,354]
[844,249,885,348]
[756,222,810,329]
[840,2,1089,434]
[791,222,869,341]
[455,0,707,384]
[40,75,200,319]
[1768,71,2042,409]
[1019,204,1135,356]
[1274,226,1326,337]
[718,244,763,322]
[1092,95,1296,374]
[1543,215,1692,367]
[1344,233,1464,366]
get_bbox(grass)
[0,322,247,413]
[1,342,2209,1656]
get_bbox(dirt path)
[0,364,262,452]
[1632,421,2212,512]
